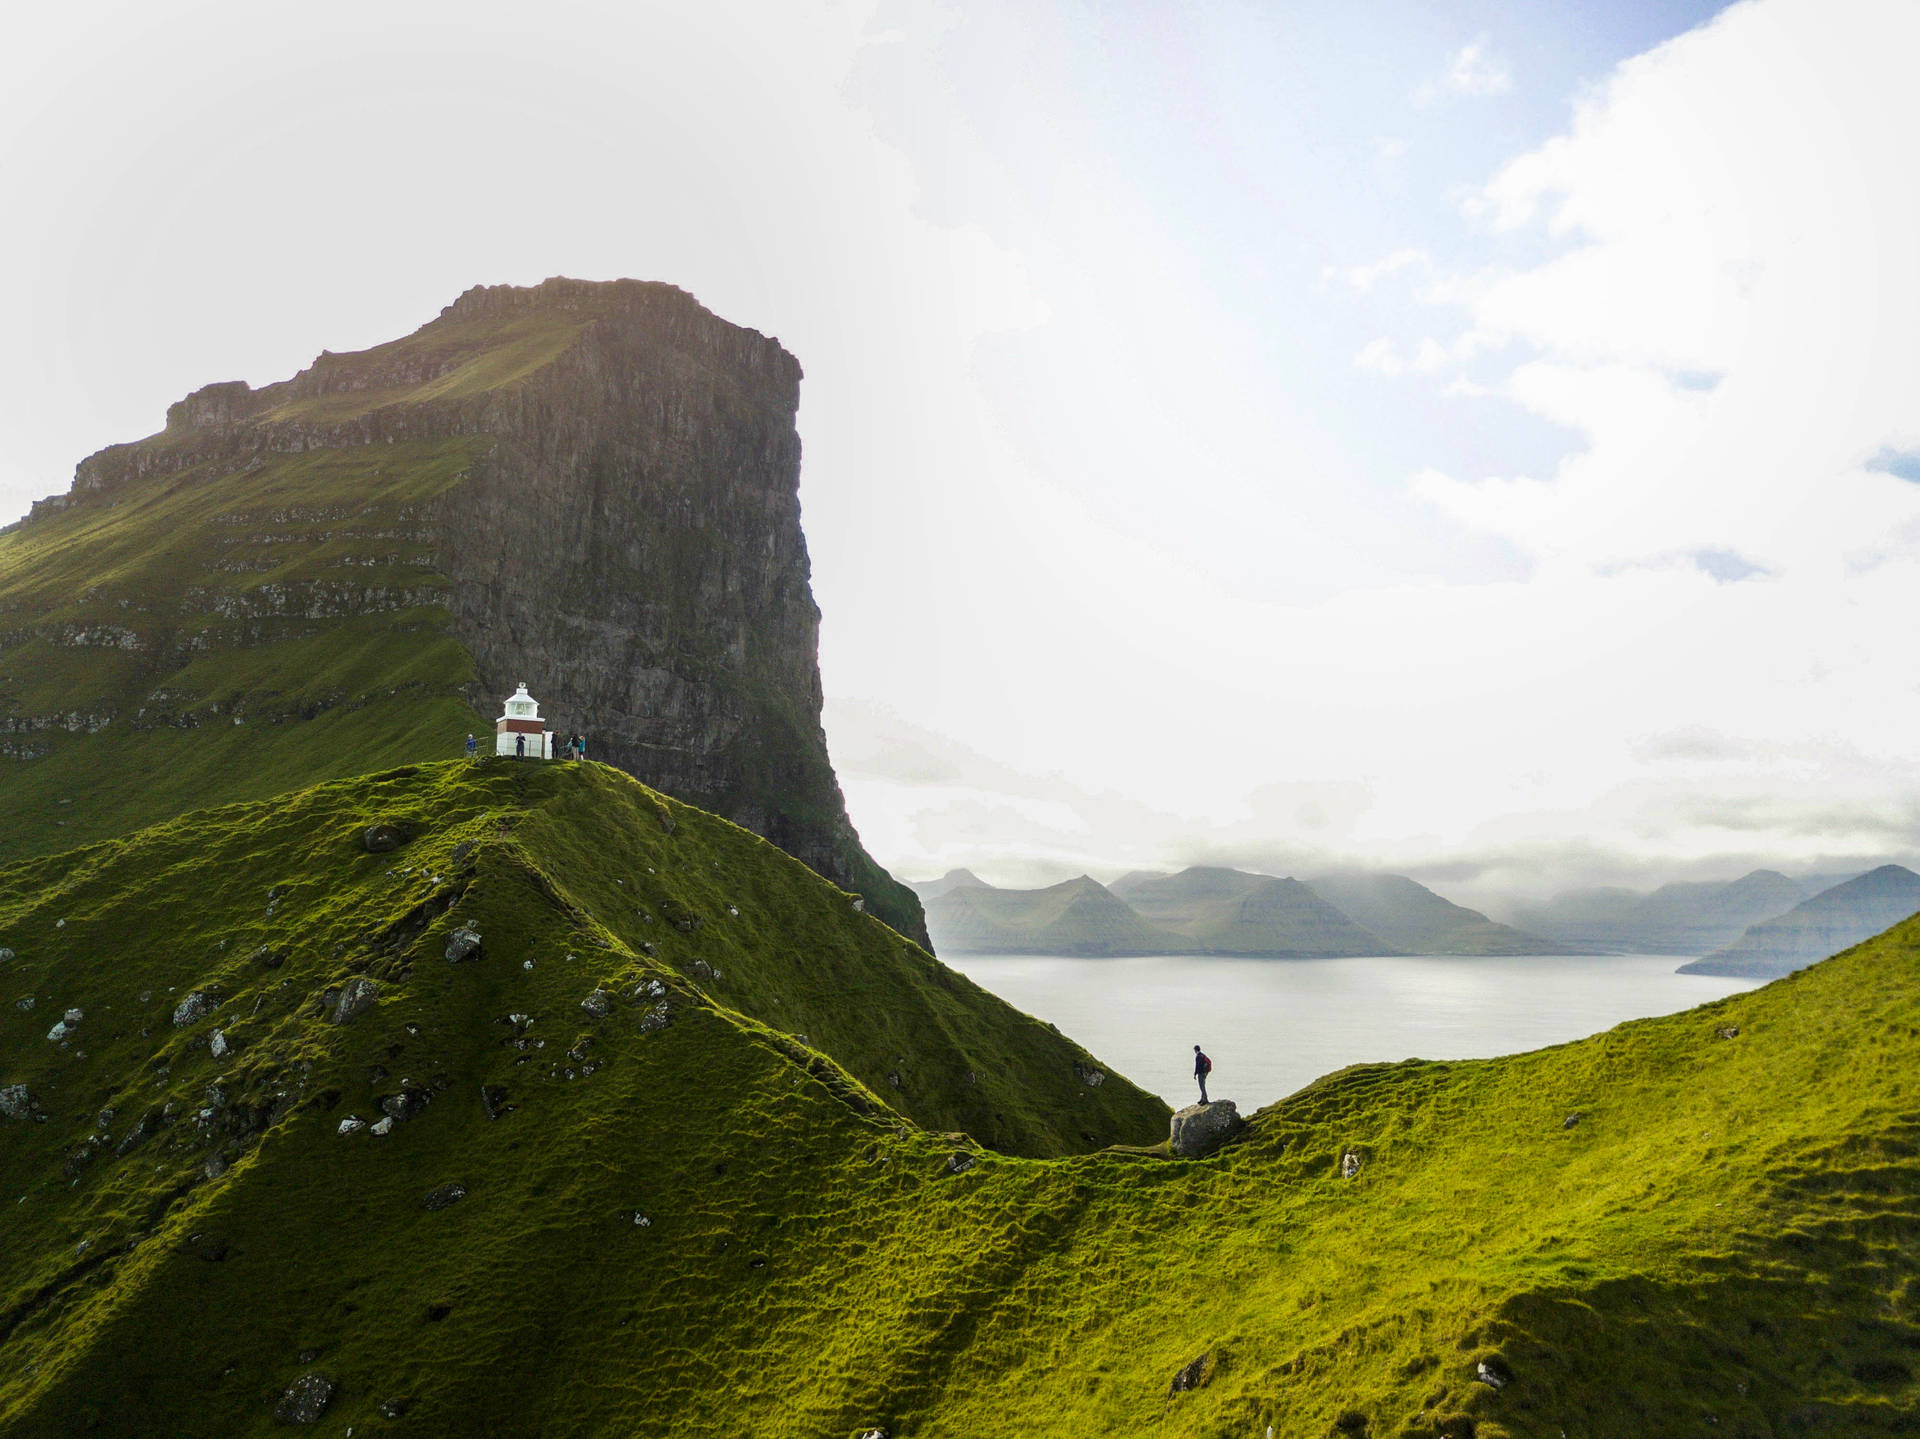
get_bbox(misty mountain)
[911,868,992,902]
[1679,865,1920,979]
[1305,871,1571,955]
[1110,866,1396,957]
[921,875,1183,956]
[1513,869,1834,954]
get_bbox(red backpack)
[1198,1051,1212,1075]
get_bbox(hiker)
[515,733,526,760]
[464,732,477,759]
[576,733,588,762]
[1193,1044,1212,1105]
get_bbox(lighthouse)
[494,683,554,759]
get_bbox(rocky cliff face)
[2,277,925,944]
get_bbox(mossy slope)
[1,765,1915,1437]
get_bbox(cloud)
[1342,247,1430,293]
[1417,36,1512,104]
[1867,446,1920,483]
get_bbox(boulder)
[443,925,483,963]
[210,1029,230,1059]
[0,1084,33,1120]
[580,989,614,1020]
[1341,1150,1363,1180]
[173,988,222,1027]
[0,947,13,962]
[1716,1024,1740,1040]
[330,976,379,1025]
[337,1116,367,1137]
[423,1181,468,1211]
[1169,1350,1212,1394]
[638,1000,672,1034]
[1169,1101,1243,1158]
[370,1117,394,1136]
[362,822,409,853]
[273,1372,334,1424]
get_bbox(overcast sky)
[5,0,1918,913]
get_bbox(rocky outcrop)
[1169,1100,1243,1158]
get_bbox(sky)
[4,0,1918,915]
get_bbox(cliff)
[0,277,926,943]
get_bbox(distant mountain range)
[1679,865,1920,978]
[1513,869,1840,955]
[914,866,1572,958]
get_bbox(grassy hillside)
[1681,863,1920,978]
[923,874,1183,956]
[2,766,1916,1437]
[1306,872,1565,956]
[1115,866,1398,956]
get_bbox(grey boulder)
[0,1084,34,1120]
[1169,1101,1243,1159]
[443,925,483,963]
[423,1181,468,1211]
[273,1372,334,1424]
[330,976,379,1025]
[173,988,222,1027]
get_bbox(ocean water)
[944,952,1759,1111]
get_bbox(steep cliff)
[0,277,925,943]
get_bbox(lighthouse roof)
[499,682,543,721]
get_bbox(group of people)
[461,732,591,761]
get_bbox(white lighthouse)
[494,683,554,758]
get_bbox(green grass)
[0,761,1913,1436]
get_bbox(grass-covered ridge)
[1,763,1915,1437]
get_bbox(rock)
[210,1029,231,1059]
[1169,1351,1212,1394]
[631,978,667,1002]
[63,1007,83,1024]
[46,1020,69,1042]
[330,976,379,1025]
[362,822,409,853]
[450,840,475,863]
[1716,1024,1740,1040]
[16,996,33,1012]
[370,1116,394,1136]
[637,1000,672,1034]
[1476,1357,1513,1390]
[0,1084,33,1120]
[580,989,614,1020]
[172,988,222,1027]
[851,896,866,914]
[444,925,483,963]
[857,1430,888,1439]
[203,1154,229,1180]
[1562,1112,1582,1130]
[273,1372,334,1424]
[943,1151,975,1175]
[378,1396,413,1420]
[1074,1060,1106,1088]
[480,1084,512,1120]
[379,1089,429,1122]
[337,1116,367,1136]
[252,944,287,969]
[1169,1101,1243,1158]
[689,959,721,982]
[0,947,12,962]
[423,1181,468,1211]
[1341,1149,1363,1180]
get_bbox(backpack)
[1198,1052,1212,1075]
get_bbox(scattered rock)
[689,959,721,983]
[252,944,288,970]
[203,1154,229,1180]
[851,896,866,914]
[630,1211,653,1227]
[450,840,475,863]
[637,1000,671,1034]
[580,989,614,1020]
[444,925,483,963]
[0,948,12,962]
[1476,1357,1513,1390]
[1074,1060,1106,1088]
[330,976,379,1025]
[1562,1112,1582,1130]
[423,1181,468,1211]
[273,1372,335,1424]
[856,1428,888,1438]
[173,988,222,1027]
[0,1084,34,1120]
[370,1117,394,1136]
[943,1151,975,1175]
[1341,1149,1363,1180]
[378,1397,413,1420]
[1715,1025,1740,1040]
[379,1089,429,1122]
[1169,1351,1212,1394]
[16,996,34,1012]
[337,1116,367,1137]
[46,1020,70,1042]
[210,1029,231,1059]
[1169,1101,1243,1159]
[480,1084,512,1120]
[63,1007,83,1025]
[362,822,409,853]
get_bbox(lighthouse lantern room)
[495,682,554,758]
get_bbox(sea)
[944,952,1758,1111]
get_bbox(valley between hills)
[2,279,1917,1436]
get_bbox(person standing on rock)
[1193,1044,1212,1105]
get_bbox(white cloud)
[1417,35,1512,104]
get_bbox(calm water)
[946,952,1759,1110]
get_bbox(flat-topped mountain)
[1112,866,1396,956]
[1515,868,1829,954]
[1305,871,1567,955]
[923,873,1182,956]
[1680,863,1920,978]
[0,278,925,943]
